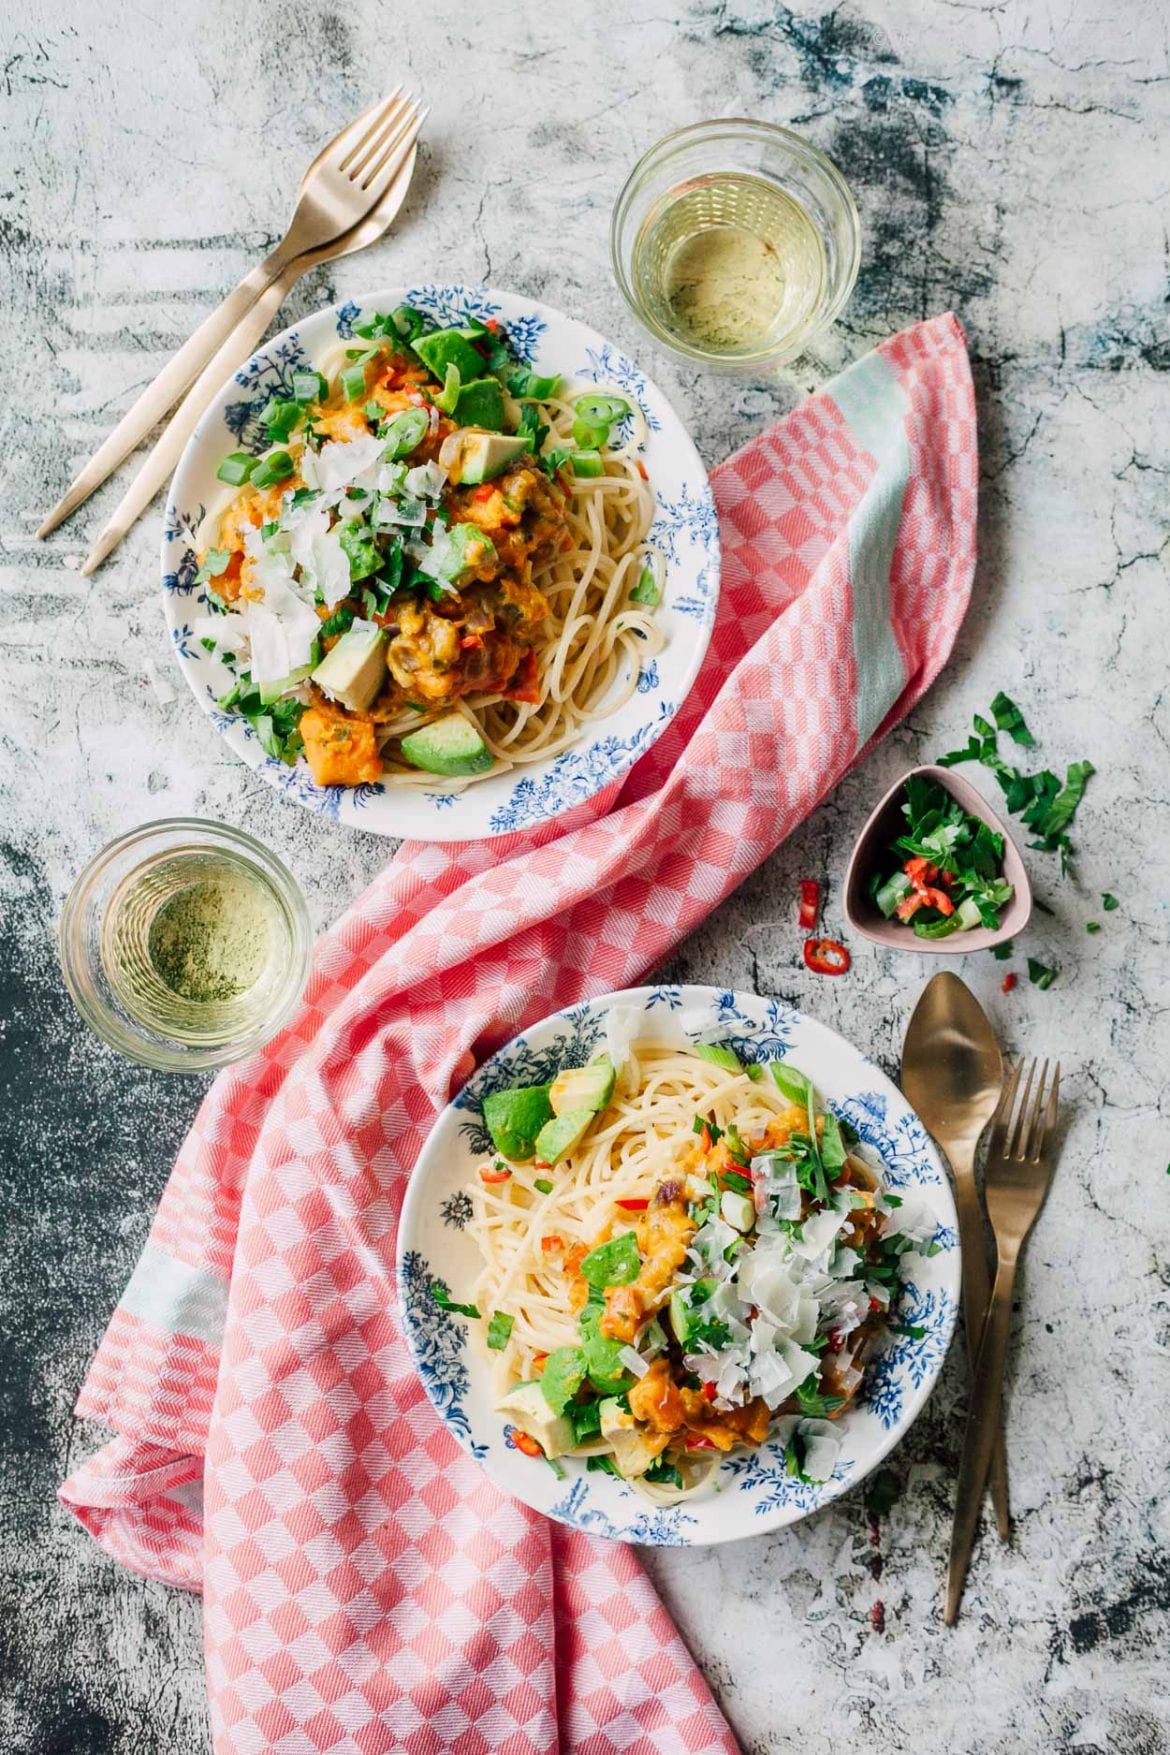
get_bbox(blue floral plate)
[397,985,960,1546]
[162,285,719,840]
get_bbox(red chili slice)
[480,1166,512,1184]
[803,937,851,976]
[616,1197,650,1211]
[919,886,955,917]
[701,1381,717,1403]
[798,879,820,930]
[685,1432,717,1450]
[697,1123,713,1154]
[1001,972,1017,993]
[509,1428,545,1458]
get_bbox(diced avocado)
[258,665,313,706]
[578,1304,632,1396]
[400,713,494,777]
[482,1083,554,1162]
[550,1057,615,1118]
[496,1380,575,1458]
[599,1398,669,1479]
[668,1287,693,1347]
[310,620,387,713]
[452,430,529,485]
[413,327,487,388]
[452,378,506,430]
[533,1107,596,1165]
[539,1345,587,1414]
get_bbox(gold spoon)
[901,971,1010,1539]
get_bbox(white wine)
[632,172,827,359]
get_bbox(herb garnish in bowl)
[868,773,1014,940]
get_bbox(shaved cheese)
[617,1346,649,1379]
[311,435,384,494]
[191,614,248,656]
[794,1206,847,1260]
[605,1005,641,1072]
[404,461,447,500]
[240,564,320,690]
[797,1418,841,1482]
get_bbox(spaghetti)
[194,304,662,793]
[443,1042,937,1502]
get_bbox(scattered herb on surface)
[1027,957,1059,990]
[1103,892,1119,911]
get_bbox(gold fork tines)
[37,90,424,545]
[945,1056,1061,1623]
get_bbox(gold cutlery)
[902,972,1011,1537]
[75,122,424,576]
[37,89,424,544]
[945,1057,1061,1622]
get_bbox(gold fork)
[37,89,423,542]
[76,113,425,576]
[945,1058,1061,1622]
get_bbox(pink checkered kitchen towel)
[61,314,976,1755]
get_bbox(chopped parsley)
[937,700,1093,873]
[1027,957,1059,990]
[1102,892,1119,911]
[430,1282,480,1320]
[485,1312,514,1351]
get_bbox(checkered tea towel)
[61,314,976,1755]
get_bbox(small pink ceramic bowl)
[843,764,1032,956]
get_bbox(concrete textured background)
[2,0,1168,1750]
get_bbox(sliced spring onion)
[630,564,660,606]
[291,368,328,403]
[573,392,629,424]
[873,870,913,918]
[571,449,604,478]
[339,363,369,404]
[215,451,258,487]
[250,450,295,489]
[261,397,304,441]
[381,407,430,459]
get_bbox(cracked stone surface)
[2,1,1168,1751]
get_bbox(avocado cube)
[452,431,529,485]
[413,327,488,388]
[311,620,387,714]
[549,1057,615,1118]
[599,1397,669,1479]
[452,378,506,431]
[482,1083,554,1162]
[496,1379,575,1458]
[533,1108,596,1166]
[399,712,494,777]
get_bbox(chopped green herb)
[250,450,295,490]
[991,690,1036,747]
[570,1399,603,1443]
[1027,957,1059,990]
[991,941,1014,960]
[644,1457,683,1488]
[1086,920,1101,934]
[291,368,328,404]
[1103,892,1119,911]
[630,565,660,606]
[587,1454,622,1478]
[540,1346,587,1412]
[431,1282,480,1320]
[485,1311,514,1351]
[533,1177,554,1195]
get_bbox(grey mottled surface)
[2,1,1168,1751]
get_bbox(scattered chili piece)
[798,879,820,930]
[616,1197,650,1211]
[919,886,955,916]
[871,1600,886,1634]
[541,1235,565,1253]
[803,937,851,975]
[480,1166,512,1185]
[636,460,648,481]
[697,1122,713,1154]
[531,1353,548,1373]
[471,483,496,502]
[702,1381,717,1403]
[1001,972,1018,992]
[685,1432,717,1450]
[508,1428,545,1459]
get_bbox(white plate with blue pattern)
[161,285,719,840]
[397,985,960,1546]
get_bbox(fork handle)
[37,249,293,538]
[945,1246,1019,1623]
[78,262,305,574]
[949,1142,1011,1538]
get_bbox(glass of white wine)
[612,119,861,371]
